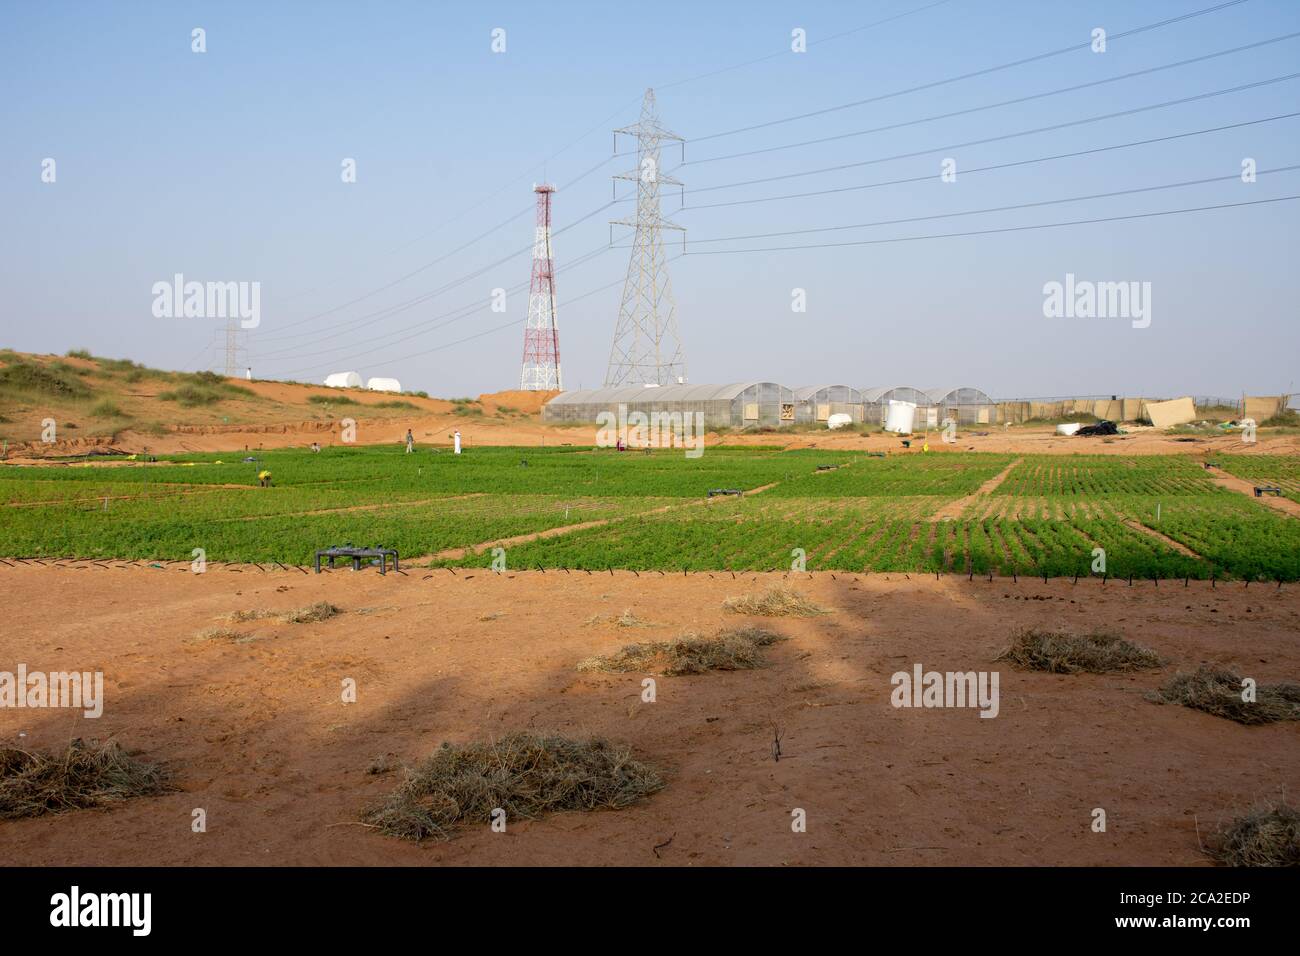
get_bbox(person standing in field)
[405,429,414,454]
[453,430,462,455]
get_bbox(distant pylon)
[604,88,686,387]
[223,318,240,377]
[519,184,563,391]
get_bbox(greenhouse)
[924,386,998,425]
[541,382,798,429]
[860,385,932,426]
[793,384,865,424]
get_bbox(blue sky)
[2,0,1297,399]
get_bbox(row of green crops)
[1215,455,1300,501]
[994,455,1218,496]
[4,447,1297,577]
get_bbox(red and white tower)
[519,184,563,391]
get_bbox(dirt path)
[2,564,1296,866]
[424,481,783,562]
[4,484,252,508]
[930,458,1022,522]
[224,493,485,523]
[1207,471,1300,517]
[1123,519,1202,558]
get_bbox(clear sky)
[2,0,1297,399]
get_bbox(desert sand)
[1,564,1296,866]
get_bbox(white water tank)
[827,413,853,430]
[885,400,916,434]
[324,371,362,389]
[366,377,402,393]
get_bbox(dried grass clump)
[996,629,1162,674]
[582,609,654,628]
[224,602,340,625]
[362,733,664,842]
[0,739,171,820]
[578,625,783,676]
[1206,799,1300,867]
[723,584,830,618]
[280,601,340,624]
[1150,666,1300,725]
[195,626,254,643]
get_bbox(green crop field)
[2,447,1297,579]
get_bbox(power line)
[258,4,972,336]
[272,244,617,377]
[683,32,1298,166]
[258,154,621,342]
[279,259,669,377]
[655,0,961,92]
[687,0,1252,143]
[675,112,1299,212]
[675,73,1300,207]
[681,195,1299,255]
[253,198,619,349]
[682,166,1300,244]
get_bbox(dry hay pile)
[362,733,664,842]
[578,625,784,676]
[0,739,170,820]
[1207,799,1300,867]
[1151,666,1300,725]
[996,630,1162,674]
[583,608,655,628]
[194,626,254,644]
[225,601,340,624]
[723,583,829,618]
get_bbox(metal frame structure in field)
[923,386,997,426]
[861,385,932,425]
[604,89,686,388]
[519,184,563,391]
[542,382,797,429]
[794,384,865,424]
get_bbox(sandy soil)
[1,565,1296,866]
[9,418,1300,462]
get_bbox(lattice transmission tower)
[604,89,686,387]
[519,184,563,391]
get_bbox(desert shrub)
[578,625,784,676]
[89,400,129,419]
[158,385,221,407]
[224,602,340,625]
[0,359,91,398]
[362,733,663,842]
[1206,799,1300,867]
[1150,666,1300,724]
[0,739,170,819]
[723,583,830,617]
[996,630,1162,674]
[1262,409,1300,427]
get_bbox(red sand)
[1,565,1296,866]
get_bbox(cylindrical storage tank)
[366,377,402,393]
[885,400,917,433]
[324,371,362,388]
